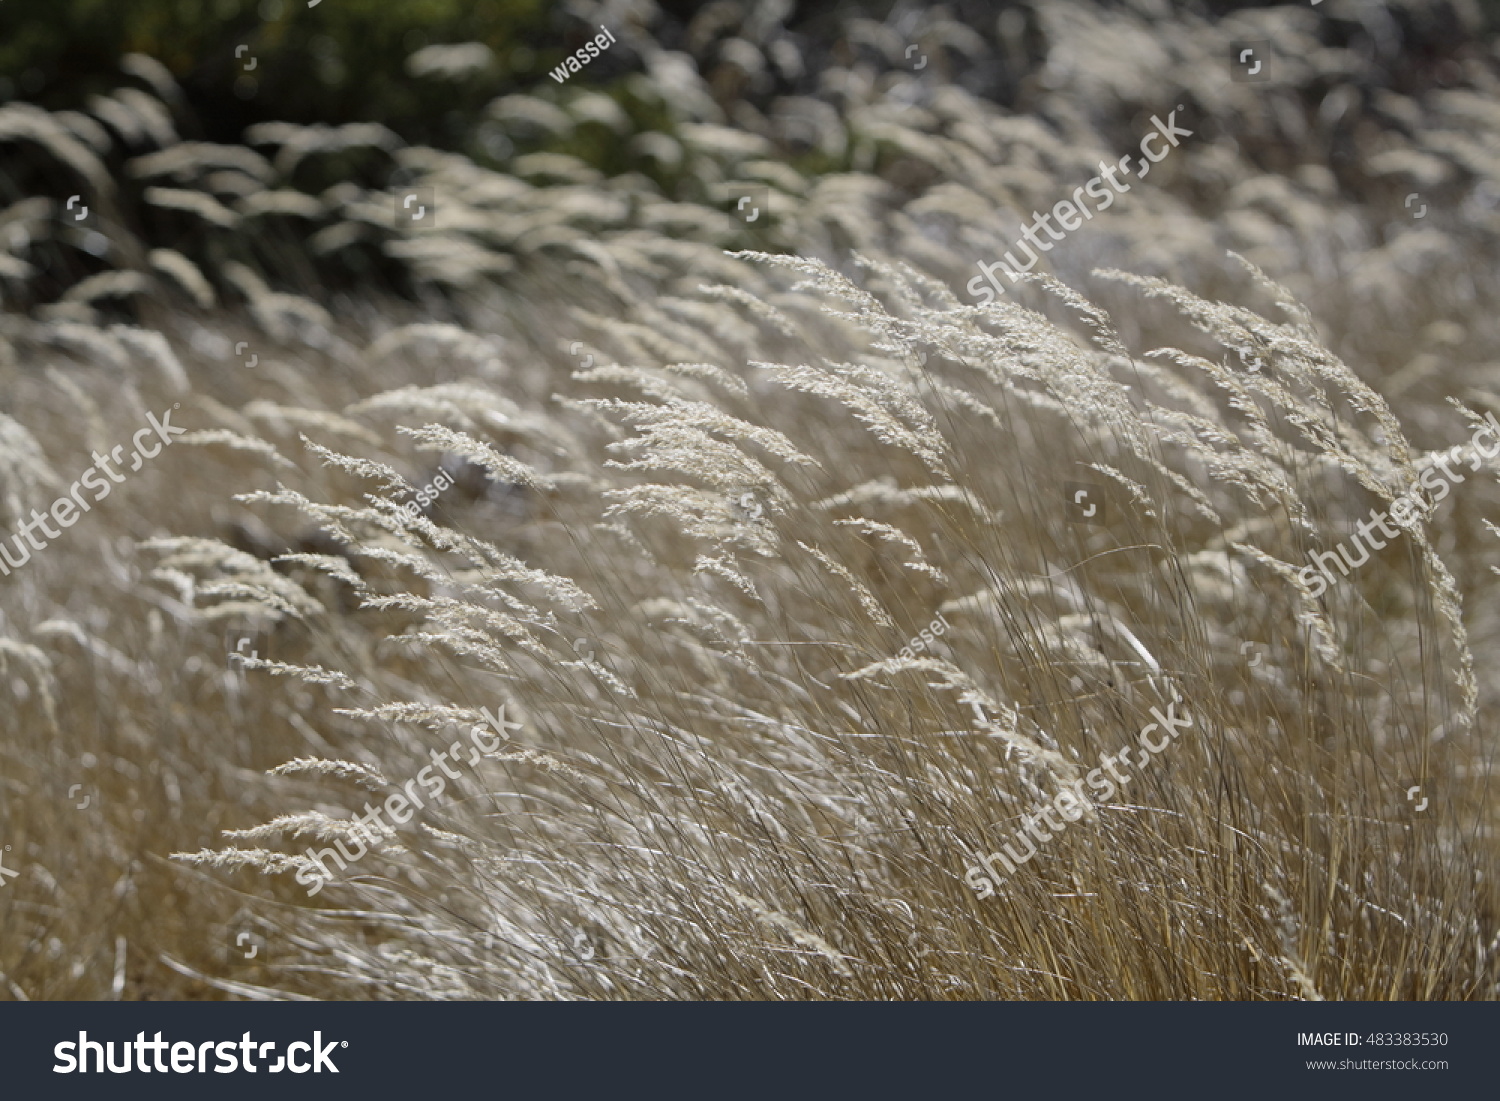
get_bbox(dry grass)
[1,0,1499,1000]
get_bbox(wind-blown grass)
[1,0,1498,1000]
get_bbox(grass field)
[1,0,1499,1000]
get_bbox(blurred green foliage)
[0,0,550,144]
